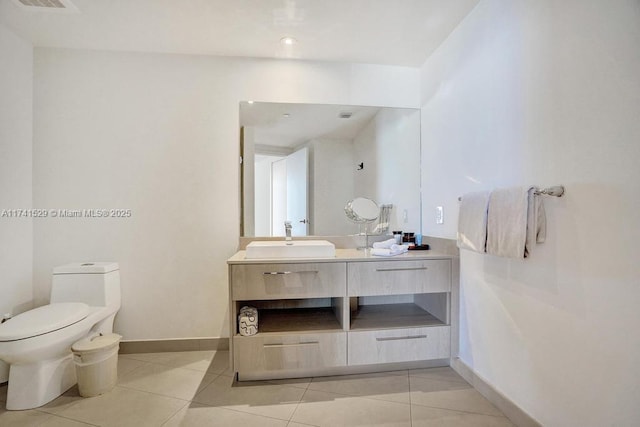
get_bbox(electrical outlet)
[436,206,444,224]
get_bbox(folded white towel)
[486,187,546,258]
[371,244,409,257]
[372,238,396,249]
[457,191,491,253]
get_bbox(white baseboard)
[119,337,229,354]
[450,358,542,427]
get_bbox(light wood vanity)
[227,248,455,381]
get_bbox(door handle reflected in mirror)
[299,219,308,224]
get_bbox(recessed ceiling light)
[247,100,254,104]
[280,37,297,46]
[282,113,291,118]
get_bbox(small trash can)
[71,333,122,397]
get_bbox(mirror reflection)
[240,101,421,237]
[345,197,379,223]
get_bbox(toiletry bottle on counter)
[393,231,403,245]
[404,232,416,248]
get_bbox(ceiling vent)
[339,112,353,119]
[11,0,78,12]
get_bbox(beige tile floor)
[0,351,515,426]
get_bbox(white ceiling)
[0,0,479,67]
[241,102,387,148]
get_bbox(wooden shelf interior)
[235,294,448,334]
[350,302,446,330]
[236,298,343,334]
[258,307,342,333]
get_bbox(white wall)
[32,48,420,340]
[0,24,33,381]
[420,0,640,425]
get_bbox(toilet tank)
[50,262,121,309]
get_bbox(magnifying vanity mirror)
[345,197,379,223]
[240,101,421,238]
[345,197,379,249]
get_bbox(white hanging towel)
[457,191,491,253]
[486,187,546,258]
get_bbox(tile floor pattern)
[0,351,515,426]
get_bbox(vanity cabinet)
[234,332,347,372]
[231,262,346,300]
[228,250,453,380]
[348,326,450,365]
[347,259,451,295]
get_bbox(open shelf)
[258,307,343,333]
[246,307,342,334]
[350,303,446,330]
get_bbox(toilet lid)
[0,302,90,342]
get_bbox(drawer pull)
[263,341,320,348]
[376,335,427,342]
[376,267,428,272]
[262,270,319,275]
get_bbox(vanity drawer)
[231,263,346,300]
[347,259,450,296]
[348,326,450,365]
[234,332,347,373]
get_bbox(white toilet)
[0,262,121,410]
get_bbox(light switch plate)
[436,206,444,224]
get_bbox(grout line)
[113,384,193,404]
[407,375,470,386]
[300,385,412,408]
[34,389,86,416]
[117,360,152,378]
[409,398,413,426]
[287,419,320,427]
[409,374,495,416]
[192,403,303,425]
[48,413,101,427]
[408,370,413,426]
[288,386,309,425]
[408,399,510,419]
[406,376,502,420]
[159,399,190,427]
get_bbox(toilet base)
[6,353,77,410]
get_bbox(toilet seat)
[0,303,90,342]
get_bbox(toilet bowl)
[0,262,121,410]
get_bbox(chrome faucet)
[284,221,292,242]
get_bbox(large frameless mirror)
[239,101,421,237]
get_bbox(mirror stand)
[345,197,380,252]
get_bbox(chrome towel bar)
[458,185,564,201]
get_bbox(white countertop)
[227,248,454,264]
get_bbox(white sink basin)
[245,240,336,259]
